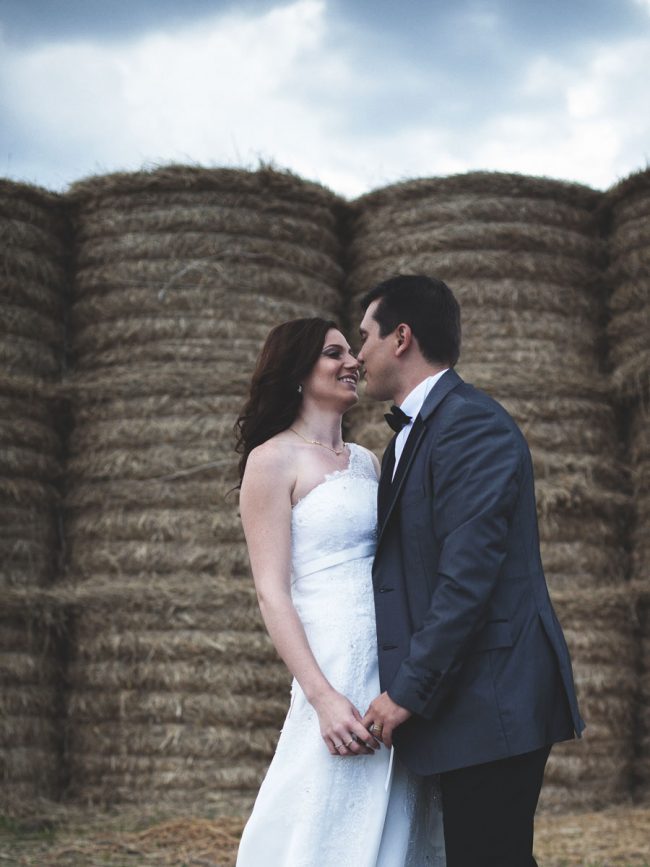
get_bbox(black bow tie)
[384,405,412,434]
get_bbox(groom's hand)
[362,692,412,748]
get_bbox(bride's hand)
[312,689,382,757]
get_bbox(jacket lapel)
[377,416,426,547]
[376,369,463,547]
[377,437,396,529]
[419,367,462,422]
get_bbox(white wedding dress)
[236,443,446,867]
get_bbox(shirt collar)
[399,369,449,421]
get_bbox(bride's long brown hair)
[235,317,337,485]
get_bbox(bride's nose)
[345,354,360,369]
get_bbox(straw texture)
[636,586,650,802]
[61,165,344,806]
[0,181,68,590]
[0,607,64,810]
[539,586,638,812]
[605,169,650,399]
[63,577,289,808]
[604,170,650,589]
[0,181,68,807]
[2,164,643,820]
[345,171,627,591]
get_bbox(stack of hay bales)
[603,167,650,801]
[344,171,632,809]
[0,179,68,808]
[61,166,345,810]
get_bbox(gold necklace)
[290,427,347,456]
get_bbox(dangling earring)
[297,384,303,394]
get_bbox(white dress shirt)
[392,369,449,479]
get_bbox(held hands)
[362,692,412,748]
[312,689,382,757]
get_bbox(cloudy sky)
[1,0,649,197]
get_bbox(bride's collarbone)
[291,445,353,506]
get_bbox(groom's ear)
[394,323,413,356]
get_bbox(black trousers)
[439,744,552,867]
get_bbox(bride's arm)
[240,443,378,757]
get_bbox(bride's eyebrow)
[322,343,350,352]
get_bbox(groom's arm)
[386,398,522,720]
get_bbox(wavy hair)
[235,317,337,485]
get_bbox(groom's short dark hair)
[361,275,461,366]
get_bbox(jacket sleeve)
[387,398,522,719]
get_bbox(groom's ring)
[344,739,355,748]
[369,723,383,735]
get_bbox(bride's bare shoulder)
[243,432,297,483]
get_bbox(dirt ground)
[0,803,649,866]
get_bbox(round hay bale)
[0,181,68,594]
[604,169,650,398]
[345,173,625,592]
[63,576,290,808]
[62,165,345,609]
[538,586,637,812]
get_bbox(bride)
[234,317,445,866]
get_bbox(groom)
[357,275,584,867]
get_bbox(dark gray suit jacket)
[373,368,584,775]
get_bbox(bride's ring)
[334,742,345,751]
[344,739,355,747]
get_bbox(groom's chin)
[362,381,389,403]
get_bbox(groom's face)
[358,300,397,401]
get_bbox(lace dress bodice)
[290,443,378,622]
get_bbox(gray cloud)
[318,0,650,131]
[0,0,242,44]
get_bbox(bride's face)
[301,328,360,409]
